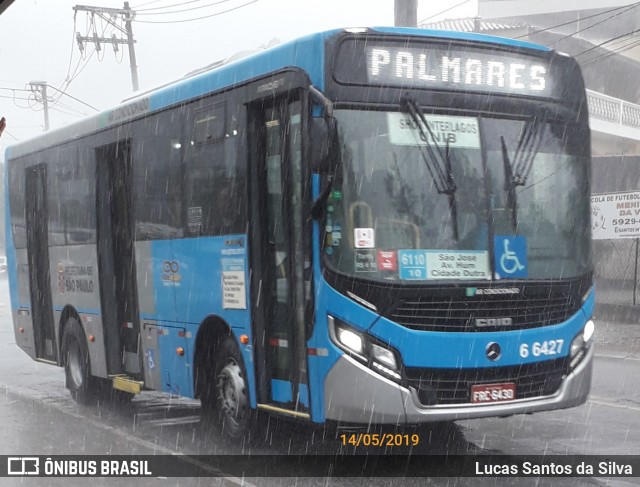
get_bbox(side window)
[48,147,96,246]
[64,148,96,244]
[48,153,66,246]
[185,99,246,237]
[8,160,26,249]
[132,110,184,240]
[194,102,225,144]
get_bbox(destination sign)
[361,44,553,97]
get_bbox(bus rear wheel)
[202,336,260,441]
[62,317,97,404]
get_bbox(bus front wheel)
[202,336,258,440]
[62,317,96,404]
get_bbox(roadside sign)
[591,191,640,239]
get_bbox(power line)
[0,87,31,93]
[575,26,640,57]
[56,99,90,115]
[62,12,79,85]
[547,2,640,46]
[582,29,640,56]
[50,105,87,117]
[135,0,211,12]
[0,94,31,101]
[2,129,19,141]
[45,84,99,112]
[132,0,167,8]
[581,36,640,67]
[51,12,107,105]
[418,0,473,25]
[136,0,235,15]
[514,3,640,40]
[134,0,257,23]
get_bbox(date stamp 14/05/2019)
[339,433,420,447]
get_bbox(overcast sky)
[0,0,477,152]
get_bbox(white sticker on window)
[354,228,375,249]
[387,113,480,149]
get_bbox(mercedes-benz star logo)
[486,342,501,361]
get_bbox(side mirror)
[310,117,339,174]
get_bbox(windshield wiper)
[401,97,459,240]
[500,118,545,230]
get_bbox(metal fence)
[592,238,640,324]
[593,239,639,306]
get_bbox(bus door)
[250,96,309,413]
[25,163,57,363]
[96,140,141,376]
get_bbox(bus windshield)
[322,108,591,282]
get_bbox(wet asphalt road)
[0,277,639,486]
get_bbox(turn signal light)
[88,335,95,342]
[240,334,249,345]
[176,347,185,356]
[18,326,24,333]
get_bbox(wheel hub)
[68,342,84,387]
[216,358,247,425]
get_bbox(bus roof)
[6,27,550,160]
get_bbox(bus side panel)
[136,239,183,394]
[168,235,254,403]
[7,157,34,359]
[170,235,250,327]
[48,245,107,378]
[12,309,35,357]
[158,323,193,397]
[14,249,30,309]
[12,248,36,358]
[136,240,165,321]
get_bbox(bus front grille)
[404,358,570,406]
[390,294,579,332]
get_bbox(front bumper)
[324,345,593,424]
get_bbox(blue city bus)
[5,27,595,439]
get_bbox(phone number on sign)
[340,433,420,447]
[612,218,640,226]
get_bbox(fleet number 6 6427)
[519,339,564,358]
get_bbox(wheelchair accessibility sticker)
[494,236,528,279]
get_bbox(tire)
[201,336,261,441]
[62,316,97,405]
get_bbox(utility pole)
[27,81,98,132]
[394,0,418,27]
[28,81,50,131]
[73,3,140,91]
[123,2,139,91]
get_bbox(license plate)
[470,382,516,404]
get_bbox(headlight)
[337,327,364,355]
[570,333,584,358]
[569,319,595,370]
[329,316,367,361]
[371,343,398,371]
[370,343,402,381]
[583,319,595,342]
[328,315,403,382]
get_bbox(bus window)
[132,110,184,240]
[9,161,26,249]
[185,100,245,236]
[50,147,96,245]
